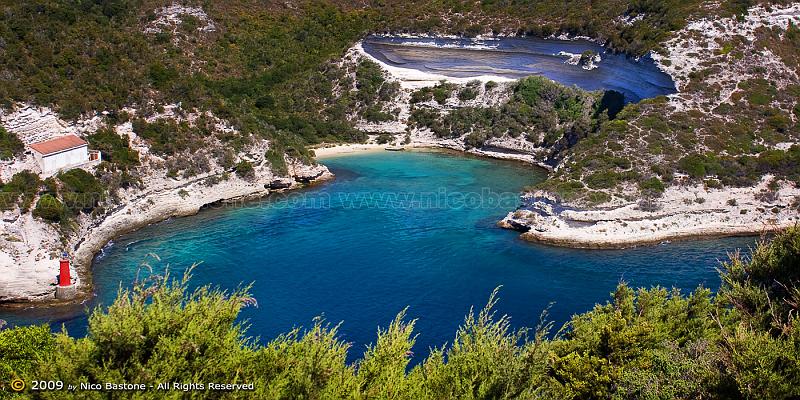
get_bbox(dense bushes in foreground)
[2,227,799,399]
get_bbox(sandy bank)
[354,41,515,90]
[313,143,387,158]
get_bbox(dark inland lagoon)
[3,151,755,362]
[362,35,676,103]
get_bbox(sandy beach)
[312,143,388,158]
[354,41,515,89]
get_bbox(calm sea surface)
[2,151,754,361]
[362,35,676,102]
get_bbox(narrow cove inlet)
[2,3,799,396]
[5,150,756,360]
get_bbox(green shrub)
[376,134,393,144]
[0,325,54,382]
[0,171,41,211]
[362,106,394,122]
[87,127,139,167]
[410,83,455,105]
[0,127,24,160]
[180,14,199,32]
[465,131,487,148]
[410,89,433,104]
[678,154,710,178]
[585,190,612,205]
[131,118,202,156]
[639,177,665,193]
[457,86,479,101]
[57,169,105,214]
[234,160,255,179]
[536,179,587,202]
[355,60,388,105]
[266,148,288,176]
[585,171,621,189]
[147,62,178,90]
[432,85,453,104]
[32,194,66,222]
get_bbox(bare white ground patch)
[143,4,216,36]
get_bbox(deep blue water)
[362,35,676,103]
[2,151,753,361]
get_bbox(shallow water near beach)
[3,151,755,361]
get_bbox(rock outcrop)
[500,178,800,248]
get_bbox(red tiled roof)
[29,135,87,155]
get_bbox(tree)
[57,169,105,214]
[0,127,24,160]
[33,194,66,223]
[234,160,255,179]
[0,325,54,383]
[87,127,139,167]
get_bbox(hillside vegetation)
[2,227,799,399]
[2,0,797,210]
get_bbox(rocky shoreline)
[0,165,332,308]
[3,133,797,307]
[315,142,799,251]
[498,178,800,249]
[0,103,334,307]
[345,16,800,250]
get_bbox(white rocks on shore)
[500,176,800,248]
[0,103,332,304]
[344,42,541,165]
[143,4,216,36]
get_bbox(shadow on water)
[326,165,361,182]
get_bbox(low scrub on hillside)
[3,227,800,399]
[1,1,797,208]
[409,76,624,161]
[0,127,24,160]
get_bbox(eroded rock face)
[500,177,800,249]
[653,4,800,98]
[292,163,332,183]
[499,191,568,234]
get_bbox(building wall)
[41,146,89,174]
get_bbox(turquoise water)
[3,151,754,360]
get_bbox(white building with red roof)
[28,134,101,175]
